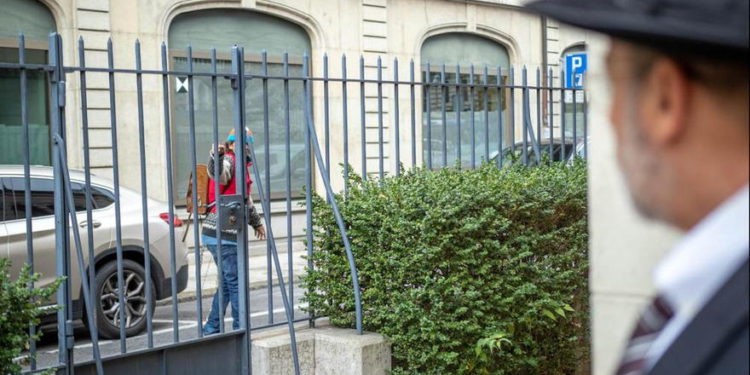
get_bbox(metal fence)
[0,32,588,375]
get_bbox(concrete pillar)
[314,327,392,375]
[250,324,391,375]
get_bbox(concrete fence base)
[251,321,391,375]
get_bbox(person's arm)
[246,195,266,240]
[207,145,234,185]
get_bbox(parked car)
[567,137,590,164]
[0,165,189,338]
[490,138,577,165]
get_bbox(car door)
[4,176,112,300]
[4,176,59,292]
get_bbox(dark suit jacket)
[649,257,749,375]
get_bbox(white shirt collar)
[654,185,749,312]
[647,184,749,367]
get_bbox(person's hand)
[254,226,266,240]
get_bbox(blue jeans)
[202,235,240,334]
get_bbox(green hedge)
[302,161,589,375]
[1,259,62,375]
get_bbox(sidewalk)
[171,202,310,303]
[174,237,308,303]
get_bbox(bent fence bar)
[0,32,587,375]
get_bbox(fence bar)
[283,52,294,317]
[49,32,73,375]
[521,67,528,165]
[245,133,302,374]
[19,33,37,371]
[360,56,367,179]
[536,68,542,151]
[323,53,331,181]
[54,133,104,375]
[377,57,384,180]
[393,57,400,176]
[107,38,128,353]
[482,64,494,162]
[303,69,364,336]
[261,50,274,325]
[441,64,447,168]
[425,62,432,169]
[210,48,226,334]
[573,86,578,154]
[510,67,516,154]
[342,54,350,193]
[548,68,554,158]
[185,45,205,336]
[77,36,99,364]
[455,64,462,168]
[304,54,315,329]
[469,65,476,169]
[160,42,180,343]
[523,67,542,164]
[230,46,251,374]
[409,59,416,167]
[135,40,155,347]
[560,67,567,161]
[497,67,503,168]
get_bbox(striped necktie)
[616,295,675,375]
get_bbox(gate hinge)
[65,320,75,348]
[57,81,66,108]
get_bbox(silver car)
[0,165,189,338]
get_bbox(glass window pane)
[421,34,510,168]
[0,48,51,166]
[5,177,87,219]
[0,0,57,43]
[168,10,311,200]
[92,187,114,209]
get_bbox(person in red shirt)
[201,127,265,334]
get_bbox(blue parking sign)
[565,53,587,89]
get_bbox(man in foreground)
[526,0,748,374]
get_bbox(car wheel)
[87,259,154,339]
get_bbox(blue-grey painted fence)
[0,31,588,375]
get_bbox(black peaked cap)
[525,0,749,59]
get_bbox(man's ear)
[638,57,690,146]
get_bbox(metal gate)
[1,31,587,375]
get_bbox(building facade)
[1,0,591,200]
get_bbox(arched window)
[420,33,510,167]
[0,0,56,165]
[168,9,311,198]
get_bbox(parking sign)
[565,53,587,89]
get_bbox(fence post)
[48,32,74,375]
[230,45,252,375]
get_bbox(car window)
[91,186,114,209]
[4,177,89,219]
[1,179,9,222]
[1,178,20,221]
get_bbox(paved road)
[25,286,307,371]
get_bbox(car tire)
[86,259,154,339]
